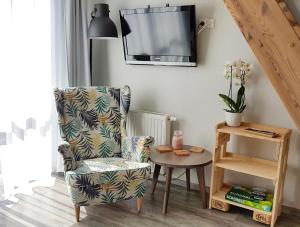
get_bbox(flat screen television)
[119,5,197,67]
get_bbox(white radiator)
[127,110,176,146]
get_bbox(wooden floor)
[0,176,300,227]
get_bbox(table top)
[149,145,212,168]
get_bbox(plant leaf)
[236,85,245,110]
[239,105,246,113]
[219,94,237,111]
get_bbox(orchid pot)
[225,112,243,127]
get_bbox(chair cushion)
[65,158,150,205]
[66,157,150,187]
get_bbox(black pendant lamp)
[88,4,118,39]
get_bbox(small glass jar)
[172,130,183,150]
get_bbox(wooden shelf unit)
[209,122,291,227]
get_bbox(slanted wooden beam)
[224,0,300,130]
[293,25,300,38]
[277,1,300,38]
[278,1,297,26]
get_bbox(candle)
[172,130,183,150]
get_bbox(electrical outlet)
[205,19,215,29]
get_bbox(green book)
[225,186,273,212]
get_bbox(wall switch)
[205,19,215,29]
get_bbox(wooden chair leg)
[137,197,143,212]
[75,205,80,222]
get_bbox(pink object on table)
[172,130,183,150]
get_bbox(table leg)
[163,167,173,214]
[186,168,190,192]
[151,164,161,194]
[196,166,207,208]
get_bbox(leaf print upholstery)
[109,88,120,106]
[65,157,150,205]
[65,102,78,118]
[54,86,122,160]
[122,136,154,163]
[54,86,154,207]
[75,175,100,200]
[80,109,98,129]
[74,88,90,110]
[95,95,110,113]
[64,120,80,140]
[55,91,65,117]
[58,142,76,171]
[121,89,131,114]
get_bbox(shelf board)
[214,153,278,180]
[211,185,272,215]
[217,122,291,143]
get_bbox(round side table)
[149,145,212,214]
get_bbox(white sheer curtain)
[0,0,91,201]
[0,0,54,201]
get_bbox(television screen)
[120,5,197,66]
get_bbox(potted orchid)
[219,59,252,127]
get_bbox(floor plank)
[0,176,299,227]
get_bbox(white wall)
[89,0,300,209]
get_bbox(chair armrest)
[58,142,76,171]
[122,136,154,163]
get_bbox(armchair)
[54,86,154,221]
